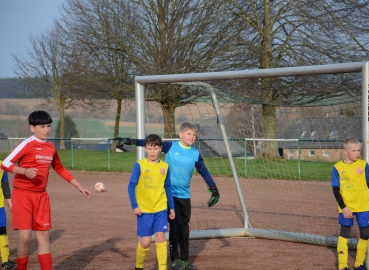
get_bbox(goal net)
[134,62,369,248]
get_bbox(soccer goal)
[133,62,369,250]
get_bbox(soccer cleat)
[2,260,17,269]
[171,259,185,270]
[354,265,369,270]
[182,260,198,270]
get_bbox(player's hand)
[169,209,175,219]
[5,199,12,211]
[133,207,142,216]
[117,137,136,146]
[342,207,353,219]
[25,168,38,179]
[207,185,220,207]
[81,189,92,199]
[116,137,131,146]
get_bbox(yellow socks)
[337,236,349,269]
[136,242,149,269]
[355,238,368,267]
[0,235,9,263]
[156,241,167,270]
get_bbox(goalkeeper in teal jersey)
[121,122,220,270]
[331,138,369,270]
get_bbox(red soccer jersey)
[1,136,74,191]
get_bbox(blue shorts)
[339,211,369,228]
[137,210,169,237]
[0,207,6,227]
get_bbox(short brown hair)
[344,138,361,149]
[179,122,197,133]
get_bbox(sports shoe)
[182,260,198,270]
[2,260,17,269]
[171,259,185,270]
[134,267,143,270]
[354,265,369,270]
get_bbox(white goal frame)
[134,62,369,251]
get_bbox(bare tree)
[220,0,369,158]
[58,0,233,139]
[60,0,135,150]
[13,24,86,149]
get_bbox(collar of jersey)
[32,135,47,142]
[178,141,191,149]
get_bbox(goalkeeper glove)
[115,137,136,146]
[207,185,220,207]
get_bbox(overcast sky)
[0,0,65,78]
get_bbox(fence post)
[244,139,247,176]
[71,139,74,169]
[108,139,111,171]
[298,140,301,179]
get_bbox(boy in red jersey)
[0,110,92,270]
[332,138,369,270]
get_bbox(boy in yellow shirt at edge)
[332,138,369,270]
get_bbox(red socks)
[38,253,52,270]
[16,257,29,270]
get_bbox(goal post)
[134,62,369,248]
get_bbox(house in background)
[277,116,362,162]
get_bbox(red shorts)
[12,188,52,231]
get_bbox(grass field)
[0,150,334,181]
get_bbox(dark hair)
[145,134,162,147]
[28,111,53,126]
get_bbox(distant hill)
[0,78,24,98]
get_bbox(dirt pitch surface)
[5,171,356,270]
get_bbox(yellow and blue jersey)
[331,159,369,213]
[128,158,174,213]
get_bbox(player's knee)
[360,227,369,240]
[0,226,6,235]
[340,225,351,239]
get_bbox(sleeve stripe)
[2,137,32,168]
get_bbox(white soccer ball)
[95,182,105,193]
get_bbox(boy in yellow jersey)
[0,161,16,269]
[332,138,369,270]
[128,134,175,270]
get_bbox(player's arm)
[119,137,173,153]
[164,169,175,219]
[128,162,142,215]
[331,166,353,218]
[69,179,92,199]
[195,154,220,207]
[365,163,369,188]
[52,151,74,181]
[164,169,175,210]
[331,167,346,209]
[1,141,37,178]
[1,170,12,210]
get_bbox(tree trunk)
[261,104,279,159]
[111,98,122,152]
[59,106,65,150]
[162,104,177,138]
